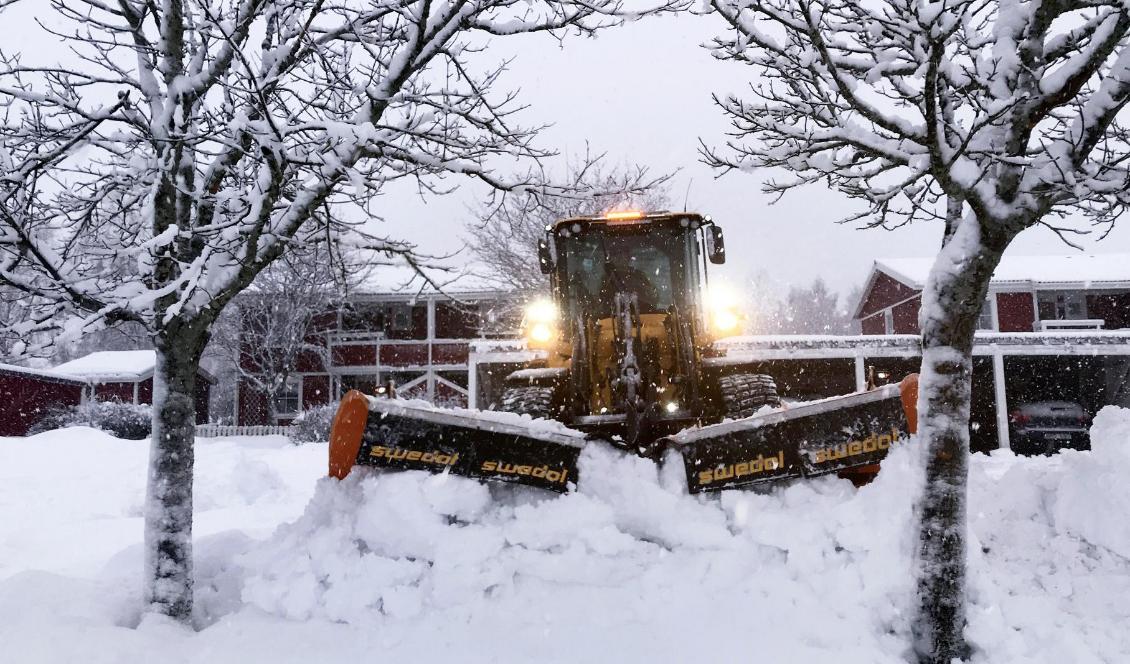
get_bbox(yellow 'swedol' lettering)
[481,461,570,485]
[698,451,786,485]
[369,445,458,467]
[810,427,903,465]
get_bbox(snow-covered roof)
[52,350,157,382]
[52,350,216,384]
[348,263,508,297]
[853,253,1130,319]
[876,253,1130,290]
[0,362,86,383]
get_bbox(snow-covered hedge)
[290,404,339,444]
[29,400,152,440]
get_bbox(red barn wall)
[996,292,1035,332]
[860,314,885,335]
[892,298,921,334]
[432,343,470,364]
[332,345,376,367]
[137,378,153,404]
[238,380,270,426]
[0,372,84,436]
[303,375,331,409]
[858,272,921,319]
[295,349,327,373]
[1087,292,1130,330]
[380,344,428,366]
[195,381,210,424]
[94,382,135,403]
[435,303,479,339]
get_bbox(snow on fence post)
[196,424,297,438]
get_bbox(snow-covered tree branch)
[467,155,672,291]
[0,0,679,622]
[701,2,1130,662]
[209,246,364,424]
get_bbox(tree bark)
[913,211,1007,663]
[143,330,206,621]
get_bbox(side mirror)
[537,237,554,274]
[705,225,726,264]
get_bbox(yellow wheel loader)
[329,211,919,493]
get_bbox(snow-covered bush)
[290,404,339,444]
[29,400,152,440]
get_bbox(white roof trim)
[853,254,1130,319]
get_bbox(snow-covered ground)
[2,410,1129,663]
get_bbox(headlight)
[524,298,558,344]
[529,322,554,343]
[713,309,740,333]
[525,298,558,323]
[706,283,743,333]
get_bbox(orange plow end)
[328,389,372,479]
[836,373,919,487]
[899,373,919,435]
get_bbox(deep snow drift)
[1,410,1129,663]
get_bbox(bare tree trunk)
[144,328,206,620]
[913,209,1006,663]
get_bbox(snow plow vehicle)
[329,211,919,493]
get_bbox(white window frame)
[976,298,996,331]
[1037,290,1089,321]
[273,375,302,419]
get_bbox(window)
[976,299,995,331]
[273,376,301,416]
[1037,291,1088,321]
[340,302,426,339]
[341,303,384,332]
[883,309,894,334]
[435,302,481,339]
[559,225,689,316]
[385,304,413,335]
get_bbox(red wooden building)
[855,253,1130,335]
[236,289,520,425]
[0,364,86,436]
[53,350,212,423]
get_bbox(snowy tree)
[0,0,676,622]
[702,2,1130,661]
[776,278,853,335]
[742,274,855,335]
[208,246,362,423]
[467,156,671,291]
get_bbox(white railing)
[1036,318,1105,331]
[196,424,296,438]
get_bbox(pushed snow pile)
[964,406,1130,661]
[240,443,927,662]
[236,408,1130,663]
[3,409,1130,663]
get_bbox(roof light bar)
[604,210,645,221]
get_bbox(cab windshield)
[559,225,691,317]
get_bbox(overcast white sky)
[7,6,1129,300]
[378,12,1130,298]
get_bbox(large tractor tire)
[718,373,780,420]
[498,385,557,420]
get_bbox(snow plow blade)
[329,390,585,492]
[666,377,918,494]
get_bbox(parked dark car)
[1008,401,1091,456]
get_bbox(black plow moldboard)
[354,401,584,492]
[667,385,911,493]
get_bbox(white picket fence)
[196,423,296,438]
